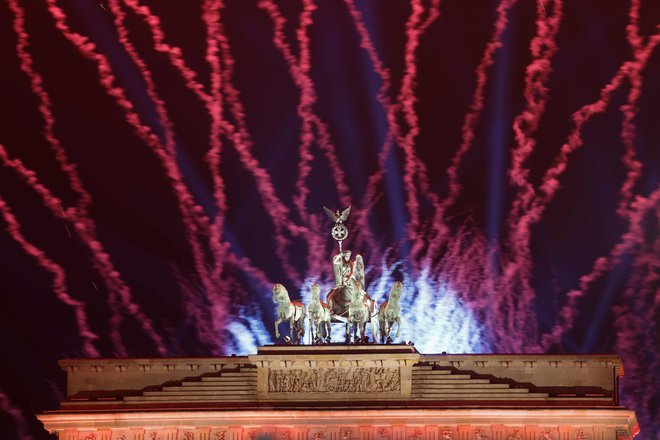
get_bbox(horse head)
[348,278,367,305]
[272,283,289,303]
[389,281,403,303]
[310,283,320,302]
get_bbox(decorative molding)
[46,422,640,440]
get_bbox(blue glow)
[227,264,488,355]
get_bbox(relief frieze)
[268,367,400,393]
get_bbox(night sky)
[0,0,659,439]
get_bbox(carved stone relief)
[180,432,195,440]
[268,367,400,393]
[408,430,423,440]
[376,427,391,440]
[473,429,487,440]
[539,431,553,440]
[507,430,522,440]
[575,429,591,440]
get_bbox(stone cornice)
[39,408,638,431]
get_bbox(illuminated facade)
[39,345,638,440]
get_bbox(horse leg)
[395,316,401,338]
[296,319,304,345]
[379,316,385,344]
[311,320,317,344]
[275,318,282,339]
[289,319,295,344]
[369,302,375,342]
[345,322,351,343]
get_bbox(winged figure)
[323,205,351,224]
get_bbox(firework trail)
[614,237,660,431]
[507,0,564,268]
[108,0,234,320]
[540,186,660,350]
[216,8,305,285]
[44,0,231,353]
[344,0,441,263]
[259,0,351,279]
[7,0,92,214]
[0,390,31,440]
[494,0,563,350]
[505,25,660,351]
[296,0,352,212]
[505,0,564,281]
[538,31,660,205]
[398,0,442,260]
[106,0,178,154]
[258,0,314,226]
[122,0,211,102]
[0,143,129,355]
[172,264,221,351]
[259,0,351,221]
[109,0,261,343]
[119,0,303,285]
[618,0,645,218]
[343,0,393,257]
[7,0,130,355]
[106,0,231,335]
[55,1,272,346]
[509,0,563,192]
[397,0,428,245]
[201,0,232,330]
[427,0,519,264]
[0,193,99,357]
